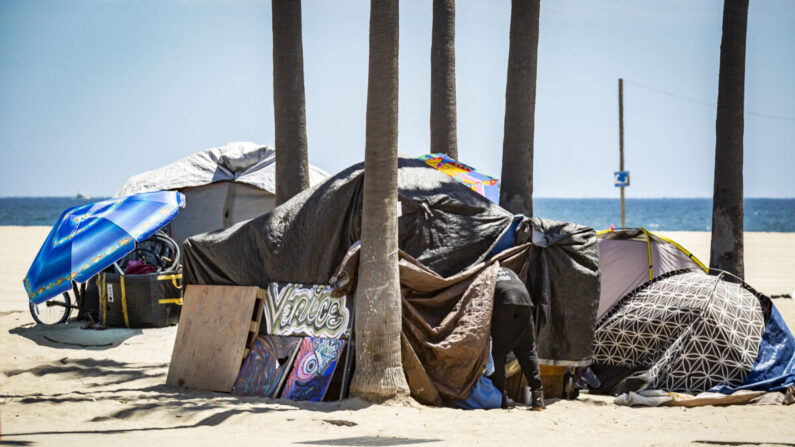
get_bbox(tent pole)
[618,78,626,228]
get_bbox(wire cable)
[624,79,795,123]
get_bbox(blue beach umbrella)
[23,191,185,305]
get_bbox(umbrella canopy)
[24,191,185,304]
[418,153,500,204]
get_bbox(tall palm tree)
[430,0,458,158]
[349,0,410,401]
[272,0,310,206]
[710,0,748,278]
[499,0,540,216]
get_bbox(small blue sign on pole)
[614,171,630,187]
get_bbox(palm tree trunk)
[350,0,410,402]
[499,0,540,216]
[273,0,310,206]
[710,0,748,278]
[430,0,458,159]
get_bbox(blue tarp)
[711,303,795,393]
[456,339,502,410]
[490,216,521,256]
[456,376,502,410]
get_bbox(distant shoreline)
[2,197,793,231]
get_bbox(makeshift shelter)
[117,142,330,244]
[591,270,795,395]
[597,228,707,319]
[181,157,601,405]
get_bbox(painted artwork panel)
[281,337,345,402]
[263,283,350,339]
[231,335,301,397]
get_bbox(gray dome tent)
[596,228,708,319]
[117,142,330,244]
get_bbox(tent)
[591,270,795,394]
[597,228,708,319]
[181,157,601,405]
[117,142,330,244]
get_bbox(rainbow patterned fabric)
[24,191,185,304]
[418,153,500,204]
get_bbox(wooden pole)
[618,78,625,228]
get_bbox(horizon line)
[1,195,794,200]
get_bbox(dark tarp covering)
[182,158,601,403]
[515,217,601,366]
[331,231,600,405]
[331,243,534,405]
[183,158,514,287]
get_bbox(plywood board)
[167,284,264,392]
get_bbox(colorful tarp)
[24,191,185,304]
[418,154,500,204]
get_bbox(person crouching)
[490,266,545,410]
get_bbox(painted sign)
[614,171,630,187]
[281,337,345,402]
[231,335,301,397]
[263,283,350,339]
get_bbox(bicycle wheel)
[29,292,72,325]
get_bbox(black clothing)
[490,268,543,398]
[494,267,532,307]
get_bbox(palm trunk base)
[349,365,410,402]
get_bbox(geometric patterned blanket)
[593,271,766,392]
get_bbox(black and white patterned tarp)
[593,271,765,392]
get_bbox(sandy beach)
[2,226,794,446]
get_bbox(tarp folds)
[516,217,601,366]
[331,243,534,405]
[182,158,602,403]
[117,142,329,196]
[183,157,514,287]
[711,304,795,393]
[116,142,330,245]
[332,230,600,404]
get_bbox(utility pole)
[618,78,626,228]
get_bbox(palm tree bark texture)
[272,0,310,206]
[710,0,748,279]
[430,0,458,159]
[499,0,540,217]
[350,0,410,401]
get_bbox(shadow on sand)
[1,388,385,442]
[3,357,167,387]
[1,354,385,444]
[9,321,144,350]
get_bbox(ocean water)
[0,197,109,226]
[534,198,795,232]
[0,197,793,232]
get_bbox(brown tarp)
[334,244,534,405]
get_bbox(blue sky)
[0,0,793,198]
